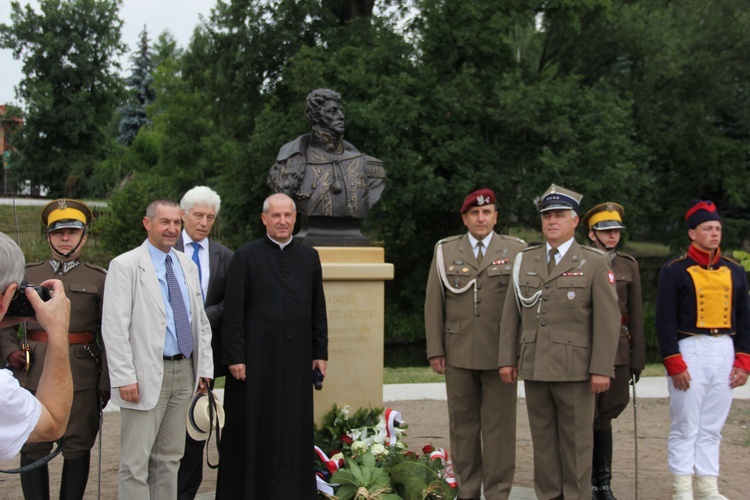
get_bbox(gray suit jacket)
[102,241,213,410]
[175,234,233,376]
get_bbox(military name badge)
[608,270,615,285]
[567,290,576,300]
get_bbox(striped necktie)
[166,255,193,357]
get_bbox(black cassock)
[216,236,328,499]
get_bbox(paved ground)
[188,376,750,500]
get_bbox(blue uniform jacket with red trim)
[655,247,750,374]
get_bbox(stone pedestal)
[314,247,394,424]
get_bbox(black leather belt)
[163,354,188,361]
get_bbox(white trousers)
[667,335,734,476]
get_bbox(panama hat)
[186,391,225,441]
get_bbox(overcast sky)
[0,0,216,106]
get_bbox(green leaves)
[331,454,400,500]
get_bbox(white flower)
[394,441,406,450]
[331,452,344,462]
[351,441,368,455]
[342,405,350,418]
[370,443,386,456]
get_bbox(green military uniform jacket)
[499,241,620,380]
[0,259,109,392]
[611,252,645,370]
[425,232,527,370]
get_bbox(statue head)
[306,89,345,137]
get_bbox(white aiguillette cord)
[512,252,542,313]
[436,240,479,316]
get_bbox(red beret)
[685,200,721,229]
[460,189,496,213]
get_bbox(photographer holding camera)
[0,231,72,462]
[0,199,108,499]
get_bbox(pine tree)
[117,26,156,145]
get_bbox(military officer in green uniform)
[425,188,527,500]
[582,202,645,500]
[499,184,620,500]
[0,199,108,499]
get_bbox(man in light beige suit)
[425,189,527,500]
[102,198,213,499]
[499,184,620,500]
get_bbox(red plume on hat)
[685,200,721,230]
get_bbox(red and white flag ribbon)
[314,446,341,475]
[429,448,457,488]
[384,408,402,447]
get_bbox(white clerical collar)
[268,234,293,250]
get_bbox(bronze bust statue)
[267,89,386,245]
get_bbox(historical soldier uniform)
[582,202,645,500]
[655,200,750,499]
[271,131,385,218]
[499,184,620,500]
[425,189,527,500]
[0,199,108,499]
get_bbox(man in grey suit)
[175,186,233,499]
[425,189,527,500]
[499,184,620,500]
[102,198,213,499]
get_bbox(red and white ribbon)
[314,446,341,475]
[429,448,457,488]
[384,408,402,447]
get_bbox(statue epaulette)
[365,156,386,179]
[618,252,638,263]
[582,245,607,256]
[522,244,544,252]
[84,262,108,274]
[499,234,527,245]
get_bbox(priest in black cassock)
[216,193,328,499]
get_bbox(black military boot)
[59,452,91,500]
[20,453,51,500]
[591,427,617,500]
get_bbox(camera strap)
[0,440,63,474]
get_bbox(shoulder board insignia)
[26,261,45,268]
[499,234,527,245]
[720,255,741,266]
[665,255,688,267]
[522,244,544,252]
[617,252,638,263]
[438,235,463,244]
[582,245,606,255]
[83,262,108,274]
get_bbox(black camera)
[312,367,324,391]
[6,284,52,317]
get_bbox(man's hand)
[197,378,212,394]
[312,359,327,377]
[499,366,517,384]
[118,383,139,403]
[29,279,70,342]
[630,368,642,384]
[729,368,748,389]
[670,370,691,391]
[98,390,110,410]
[590,374,611,393]
[229,363,246,381]
[6,349,25,369]
[429,356,446,375]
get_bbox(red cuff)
[734,353,750,372]
[664,354,688,376]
